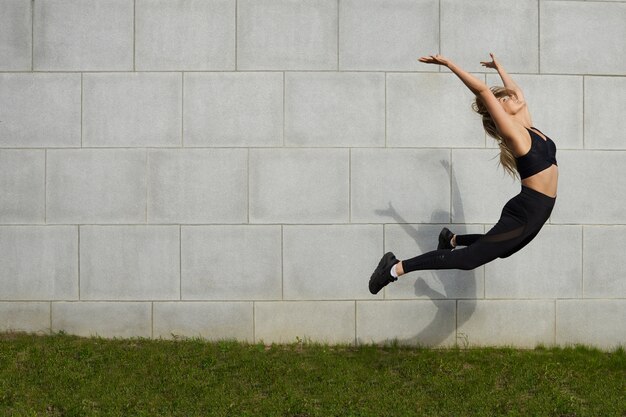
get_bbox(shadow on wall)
[373,160,477,347]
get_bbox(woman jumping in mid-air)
[369,53,558,295]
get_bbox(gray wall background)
[1,0,625,349]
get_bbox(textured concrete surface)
[0,0,32,71]
[582,226,626,298]
[153,302,254,341]
[1,0,624,349]
[540,1,626,75]
[249,148,349,224]
[556,300,626,349]
[283,225,383,300]
[584,77,626,150]
[46,149,147,224]
[135,0,235,71]
[550,151,626,225]
[441,0,539,73]
[83,73,182,147]
[339,0,438,71]
[254,301,355,344]
[356,300,457,347]
[51,302,151,338]
[387,73,485,148]
[0,302,50,334]
[147,149,248,224]
[79,226,180,301]
[33,0,134,71]
[0,73,81,147]
[285,72,385,147]
[0,150,45,224]
[184,72,283,147]
[457,300,555,348]
[485,226,582,299]
[351,149,450,224]
[181,225,282,300]
[237,0,338,70]
[0,226,78,301]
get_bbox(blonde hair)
[472,86,519,179]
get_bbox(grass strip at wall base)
[0,332,624,417]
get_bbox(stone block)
[250,149,349,224]
[486,74,583,149]
[147,149,247,224]
[136,0,235,70]
[255,301,355,344]
[556,300,626,349]
[0,73,81,147]
[0,150,45,224]
[356,300,456,347]
[80,226,179,301]
[458,300,555,348]
[583,226,626,298]
[283,225,382,300]
[285,72,385,147]
[33,0,133,71]
[485,226,582,299]
[181,226,282,300]
[550,151,626,224]
[387,73,485,148]
[541,2,626,75]
[339,0,438,71]
[153,302,253,341]
[237,0,337,70]
[47,149,147,224]
[0,0,31,70]
[450,149,522,224]
[351,149,450,224]
[83,73,182,147]
[0,302,50,333]
[384,224,485,300]
[51,302,151,338]
[184,72,283,147]
[0,226,78,301]
[584,77,626,150]
[440,0,538,73]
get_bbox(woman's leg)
[455,234,483,247]
[400,235,522,273]
[370,188,555,294]
[401,202,528,273]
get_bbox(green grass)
[1,332,624,417]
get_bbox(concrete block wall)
[1,0,625,349]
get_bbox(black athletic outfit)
[402,127,557,273]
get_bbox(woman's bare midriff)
[521,164,559,198]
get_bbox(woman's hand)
[480,53,500,69]
[418,54,451,67]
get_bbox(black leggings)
[402,186,556,272]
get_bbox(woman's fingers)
[418,54,450,66]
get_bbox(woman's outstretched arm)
[419,54,520,142]
[480,53,525,100]
[419,54,488,95]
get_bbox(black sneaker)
[369,252,399,295]
[437,227,455,250]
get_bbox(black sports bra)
[515,127,557,180]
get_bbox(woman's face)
[498,94,525,115]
